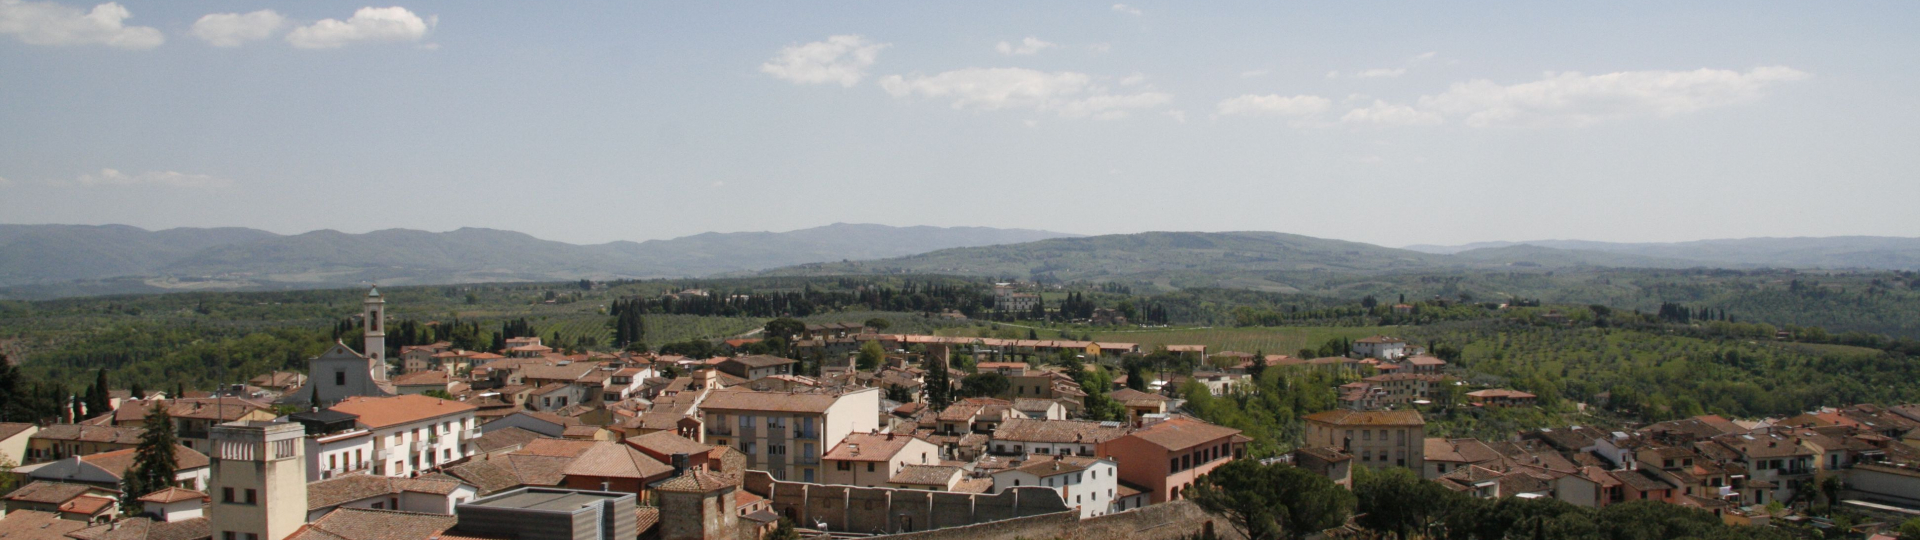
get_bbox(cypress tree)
[122,406,179,514]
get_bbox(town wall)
[741,471,1068,535]
[864,500,1239,540]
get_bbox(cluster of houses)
[12,291,1920,540]
[0,288,1255,540]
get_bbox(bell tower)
[210,421,307,540]
[363,286,388,381]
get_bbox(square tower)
[209,421,308,540]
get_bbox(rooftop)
[330,395,477,429]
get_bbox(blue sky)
[2,1,1916,246]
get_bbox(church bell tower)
[364,286,388,381]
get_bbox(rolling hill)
[0,223,1076,297]
[1405,237,1920,270]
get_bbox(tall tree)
[86,369,112,416]
[924,352,953,410]
[122,406,180,514]
[1188,460,1355,540]
[856,341,886,371]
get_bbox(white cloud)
[995,36,1054,56]
[286,6,433,49]
[1087,42,1111,53]
[1119,72,1147,86]
[1112,3,1142,16]
[0,0,162,49]
[191,10,285,47]
[1330,51,1438,79]
[1353,67,1406,79]
[760,34,888,87]
[1240,69,1269,78]
[1163,110,1188,123]
[1340,100,1443,126]
[1214,94,1332,117]
[1418,66,1809,127]
[879,67,1170,119]
[70,169,233,188]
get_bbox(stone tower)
[209,421,308,540]
[363,286,388,382]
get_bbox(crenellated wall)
[741,471,1070,535]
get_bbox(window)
[245,489,257,505]
[1170,458,1179,471]
[837,461,851,471]
[336,370,347,385]
[222,488,236,503]
[740,416,755,428]
[1362,430,1372,441]
[867,462,875,472]
[224,532,236,540]
[373,502,385,509]
[770,444,786,456]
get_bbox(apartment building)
[1096,416,1245,504]
[820,432,941,487]
[328,394,479,477]
[1303,409,1427,471]
[697,388,880,483]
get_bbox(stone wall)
[741,471,1070,535]
[866,500,1238,540]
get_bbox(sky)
[2,1,1917,247]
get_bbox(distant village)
[4,286,1920,540]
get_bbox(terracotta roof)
[722,355,798,368]
[78,445,209,478]
[390,371,450,386]
[5,482,107,504]
[329,395,476,429]
[1405,355,1447,366]
[888,464,962,487]
[1007,455,1102,478]
[1355,336,1404,344]
[56,495,115,516]
[0,510,87,540]
[308,474,462,511]
[288,508,456,540]
[0,423,32,442]
[992,418,1129,445]
[1107,388,1171,404]
[561,442,673,480]
[1424,438,1502,464]
[1303,409,1425,427]
[469,427,543,454]
[66,517,208,540]
[1466,389,1535,399]
[1123,417,1241,451]
[516,438,598,458]
[652,470,737,493]
[30,424,142,445]
[624,432,710,457]
[697,390,842,413]
[822,433,923,462]
[440,461,526,496]
[135,487,206,504]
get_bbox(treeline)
[22,324,331,396]
[1345,466,1796,540]
[618,281,994,318]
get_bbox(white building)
[1352,336,1407,360]
[284,287,395,406]
[990,455,1119,518]
[327,394,478,477]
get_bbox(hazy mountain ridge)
[0,223,1078,295]
[761,231,1920,285]
[1407,236,1920,269]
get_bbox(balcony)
[412,441,429,453]
[707,426,733,437]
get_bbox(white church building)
[285,287,396,406]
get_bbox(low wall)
[867,500,1238,540]
[741,471,1070,535]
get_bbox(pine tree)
[122,406,179,514]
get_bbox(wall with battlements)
[740,471,1071,535]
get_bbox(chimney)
[886,432,895,441]
[671,453,689,477]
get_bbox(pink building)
[1096,417,1247,503]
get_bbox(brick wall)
[740,471,1070,535]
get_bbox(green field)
[1090,326,1396,356]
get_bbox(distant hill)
[0,223,1077,296]
[1407,237,1920,270]
[761,231,1453,281]
[1447,244,1707,269]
